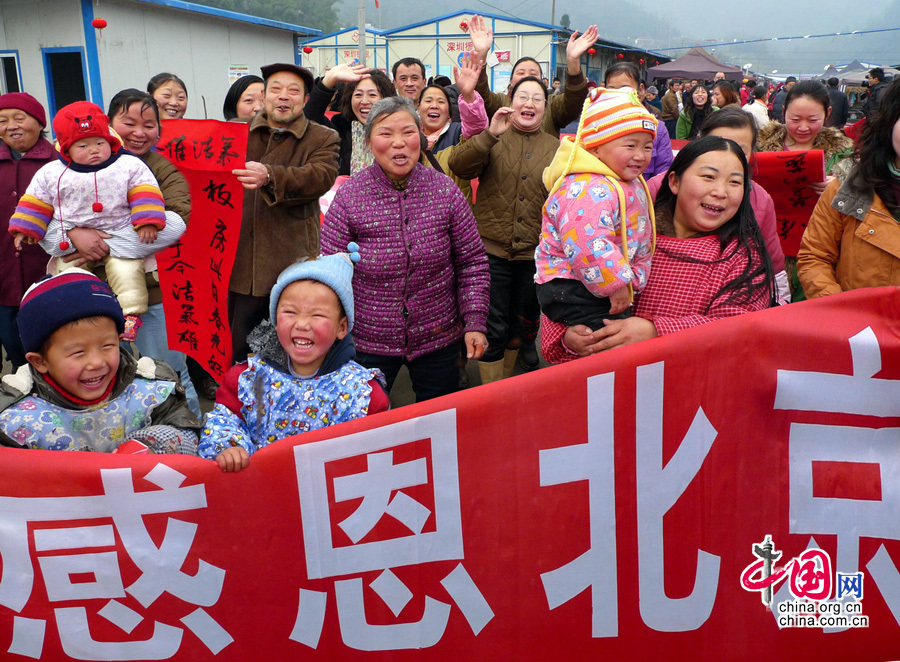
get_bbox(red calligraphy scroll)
[1,289,900,660]
[751,149,825,257]
[155,120,247,380]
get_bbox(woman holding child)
[542,135,775,361]
[321,96,490,402]
[39,89,200,415]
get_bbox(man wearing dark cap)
[229,63,340,362]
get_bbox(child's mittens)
[130,425,199,455]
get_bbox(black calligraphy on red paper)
[751,150,825,258]
[157,120,247,381]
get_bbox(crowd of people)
[1,17,898,465]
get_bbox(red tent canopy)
[647,47,743,81]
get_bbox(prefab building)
[297,26,389,77]
[0,0,320,122]
[300,9,667,91]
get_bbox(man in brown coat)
[229,63,340,361]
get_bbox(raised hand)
[453,52,484,102]
[567,25,599,64]
[322,62,371,89]
[489,106,514,137]
[468,14,493,59]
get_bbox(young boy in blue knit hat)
[0,268,201,452]
[199,248,389,473]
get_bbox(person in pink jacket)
[535,87,658,329]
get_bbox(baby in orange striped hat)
[8,101,185,341]
[535,86,658,330]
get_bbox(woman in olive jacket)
[449,76,560,383]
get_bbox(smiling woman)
[757,80,853,300]
[541,135,775,362]
[320,96,490,403]
[448,76,560,382]
[304,63,396,176]
[147,72,188,119]
[103,88,200,416]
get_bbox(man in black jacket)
[863,67,890,120]
[825,77,850,129]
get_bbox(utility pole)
[357,0,367,66]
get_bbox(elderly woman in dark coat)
[0,93,53,369]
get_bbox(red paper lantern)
[587,48,596,55]
[303,46,313,54]
[639,58,645,64]
[616,53,624,60]
[91,18,107,30]
[655,60,660,65]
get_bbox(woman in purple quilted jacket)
[321,96,490,402]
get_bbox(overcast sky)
[647,0,898,73]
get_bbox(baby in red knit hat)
[8,101,186,341]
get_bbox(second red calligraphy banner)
[156,119,248,380]
[752,149,825,257]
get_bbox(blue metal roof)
[381,8,565,35]
[129,0,321,36]
[375,8,665,58]
[303,25,389,43]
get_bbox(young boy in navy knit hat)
[8,100,186,341]
[0,269,201,452]
[199,247,389,472]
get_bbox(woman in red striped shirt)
[542,135,775,362]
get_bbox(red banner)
[155,119,247,380]
[752,149,826,257]
[1,289,899,660]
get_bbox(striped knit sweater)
[9,153,166,242]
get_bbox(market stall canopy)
[839,60,868,73]
[839,66,900,85]
[816,65,841,80]
[647,47,743,81]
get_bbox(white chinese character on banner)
[774,326,900,630]
[539,366,720,637]
[292,409,493,651]
[0,464,230,660]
